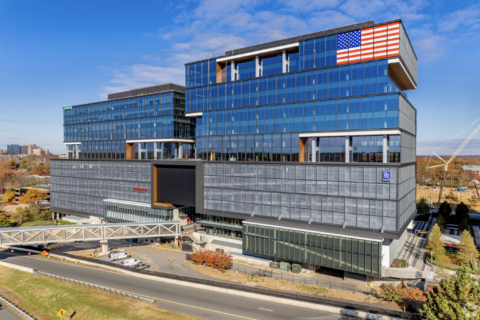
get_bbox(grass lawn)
[19,220,53,227]
[0,265,203,320]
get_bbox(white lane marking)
[258,308,273,312]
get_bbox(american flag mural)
[337,22,400,65]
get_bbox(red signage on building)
[133,187,147,192]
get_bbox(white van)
[120,258,141,267]
[109,251,130,261]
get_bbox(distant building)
[463,165,480,178]
[20,146,28,154]
[33,148,49,156]
[7,144,20,155]
[14,186,50,204]
[24,144,37,155]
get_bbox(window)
[351,136,383,162]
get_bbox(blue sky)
[1,0,480,155]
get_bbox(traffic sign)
[57,309,67,318]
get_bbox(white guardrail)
[33,270,156,304]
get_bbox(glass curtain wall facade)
[243,223,381,277]
[63,91,195,160]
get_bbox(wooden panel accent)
[153,165,157,203]
[126,143,135,159]
[299,137,307,162]
[153,165,174,208]
[216,62,223,84]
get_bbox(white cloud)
[309,10,357,30]
[279,0,341,12]
[439,4,480,31]
[413,34,445,60]
[98,65,184,99]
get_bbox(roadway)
[0,252,360,320]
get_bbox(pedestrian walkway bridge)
[0,222,180,246]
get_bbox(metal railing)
[33,270,155,304]
[0,222,180,246]
[56,252,413,319]
[0,295,36,320]
[232,266,368,294]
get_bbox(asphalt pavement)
[0,252,362,320]
[0,303,23,320]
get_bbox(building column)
[137,143,142,160]
[75,145,80,159]
[282,50,287,73]
[231,61,236,81]
[383,135,388,163]
[66,146,69,159]
[345,136,350,163]
[174,143,178,159]
[154,143,158,160]
[178,142,183,159]
[311,138,316,163]
[255,56,260,77]
[100,240,109,254]
[160,142,164,160]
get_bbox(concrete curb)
[0,261,35,274]
[1,246,407,319]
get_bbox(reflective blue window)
[318,69,328,83]
[374,95,387,111]
[349,98,361,113]
[364,77,377,95]
[289,52,299,72]
[262,55,283,76]
[315,37,325,52]
[328,82,339,98]
[314,52,325,68]
[337,99,348,113]
[387,94,399,110]
[377,76,388,94]
[387,110,399,127]
[352,63,364,79]
[337,114,348,130]
[378,60,388,76]
[361,97,374,112]
[318,83,328,99]
[328,67,339,82]
[340,65,351,81]
[257,107,265,133]
[361,112,374,129]
[326,35,337,51]
[374,111,387,128]
[325,50,337,66]
[326,114,336,130]
[326,100,336,114]
[352,79,364,96]
[364,61,377,78]
[349,113,361,129]
[340,80,351,97]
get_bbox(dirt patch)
[187,261,400,310]
[69,249,97,258]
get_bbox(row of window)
[196,111,399,137]
[195,134,400,163]
[64,92,184,125]
[186,63,405,113]
[64,116,196,142]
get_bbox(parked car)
[109,251,130,261]
[120,258,141,267]
[134,263,150,270]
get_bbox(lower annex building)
[51,19,417,279]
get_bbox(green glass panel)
[359,255,365,274]
[334,237,340,250]
[359,240,365,254]
[365,241,372,255]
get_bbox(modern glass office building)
[63,83,196,160]
[52,19,417,278]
